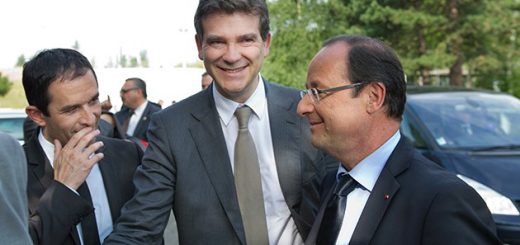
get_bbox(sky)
[0,0,200,69]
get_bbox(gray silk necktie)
[234,106,269,245]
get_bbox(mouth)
[219,65,247,73]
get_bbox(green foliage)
[266,0,520,91]
[15,55,26,67]
[0,73,13,97]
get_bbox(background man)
[0,132,32,245]
[201,71,213,90]
[299,35,500,245]
[105,0,334,244]
[23,48,142,245]
[116,77,161,142]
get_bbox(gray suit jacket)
[105,81,335,244]
[0,132,32,245]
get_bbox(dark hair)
[322,35,406,119]
[194,0,270,41]
[126,77,147,98]
[22,48,97,116]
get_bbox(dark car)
[401,86,520,244]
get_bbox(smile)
[219,65,247,73]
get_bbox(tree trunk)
[414,0,430,85]
[448,0,464,86]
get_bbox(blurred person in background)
[115,77,161,143]
[23,48,142,245]
[0,132,32,245]
[201,71,213,90]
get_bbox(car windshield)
[408,92,520,150]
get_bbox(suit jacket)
[26,133,143,245]
[0,133,32,245]
[306,138,501,245]
[115,101,161,141]
[105,81,335,244]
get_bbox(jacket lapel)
[350,138,410,244]
[134,103,151,138]
[25,132,54,201]
[189,88,246,244]
[265,81,302,210]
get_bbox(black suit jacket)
[25,133,142,245]
[306,137,501,245]
[115,102,161,141]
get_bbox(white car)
[0,108,27,144]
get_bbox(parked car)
[401,86,520,244]
[0,108,26,145]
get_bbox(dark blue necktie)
[317,174,357,245]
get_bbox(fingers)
[53,139,62,161]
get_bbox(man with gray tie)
[105,0,335,244]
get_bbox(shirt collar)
[134,100,148,115]
[337,130,401,192]
[213,75,267,126]
[38,129,55,168]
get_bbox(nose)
[222,43,241,64]
[297,95,314,117]
[79,105,99,127]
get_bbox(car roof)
[406,85,502,95]
[0,108,27,118]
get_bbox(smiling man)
[105,0,335,244]
[299,35,500,245]
[23,48,142,245]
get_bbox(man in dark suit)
[104,0,334,244]
[115,77,161,143]
[22,48,142,245]
[298,35,501,245]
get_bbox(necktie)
[77,183,101,245]
[317,174,357,245]
[234,106,269,244]
[121,109,134,134]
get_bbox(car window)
[401,112,427,149]
[408,93,520,150]
[0,117,25,142]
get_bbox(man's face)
[40,70,101,146]
[297,43,369,154]
[120,80,140,109]
[196,12,271,103]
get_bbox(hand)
[101,95,112,111]
[53,128,104,190]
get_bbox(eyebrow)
[59,92,99,113]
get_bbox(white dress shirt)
[334,131,401,245]
[126,100,148,136]
[38,130,113,244]
[213,77,303,245]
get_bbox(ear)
[366,82,386,114]
[263,32,272,56]
[195,34,204,60]
[26,105,47,128]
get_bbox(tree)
[72,40,80,50]
[266,0,519,89]
[140,50,149,68]
[0,73,12,97]
[129,56,139,67]
[15,54,26,67]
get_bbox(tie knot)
[235,106,252,129]
[335,174,356,196]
